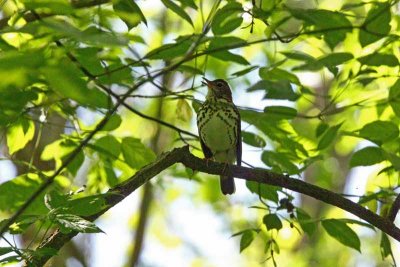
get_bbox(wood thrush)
[197,77,242,195]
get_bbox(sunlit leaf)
[6,118,35,155]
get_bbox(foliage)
[0,0,399,266]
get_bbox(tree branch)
[388,194,400,222]
[24,146,400,266]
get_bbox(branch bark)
[24,146,400,266]
[388,194,400,222]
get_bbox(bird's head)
[202,77,233,102]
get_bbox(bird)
[197,77,242,195]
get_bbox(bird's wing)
[236,109,242,166]
[199,137,213,159]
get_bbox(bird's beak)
[202,77,212,88]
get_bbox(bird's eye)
[217,82,223,87]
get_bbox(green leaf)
[380,233,392,259]
[242,131,266,148]
[359,3,391,47]
[263,214,282,231]
[146,39,192,60]
[239,230,256,252]
[259,67,301,85]
[321,219,361,252]
[0,255,19,264]
[388,80,400,117]
[317,123,342,150]
[359,120,399,144]
[9,215,41,234]
[66,195,107,216]
[0,175,47,214]
[337,219,375,231]
[22,0,73,14]
[358,53,399,67]
[211,2,243,35]
[6,118,35,155]
[316,122,329,138]
[247,80,299,101]
[93,135,121,160]
[350,146,385,167]
[52,213,104,233]
[288,8,352,49]
[45,190,68,210]
[207,37,249,65]
[0,247,13,257]
[296,208,316,236]
[161,0,193,26]
[262,151,299,174]
[58,140,85,176]
[102,114,122,131]
[176,99,193,121]
[42,63,110,109]
[74,48,104,76]
[121,137,156,169]
[231,65,259,77]
[318,53,353,67]
[176,65,204,75]
[281,51,316,62]
[113,0,147,29]
[177,0,197,9]
[264,106,297,120]
[97,61,134,84]
[246,181,279,203]
[41,19,128,46]
[29,247,58,258]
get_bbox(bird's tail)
[220,175,235,195]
